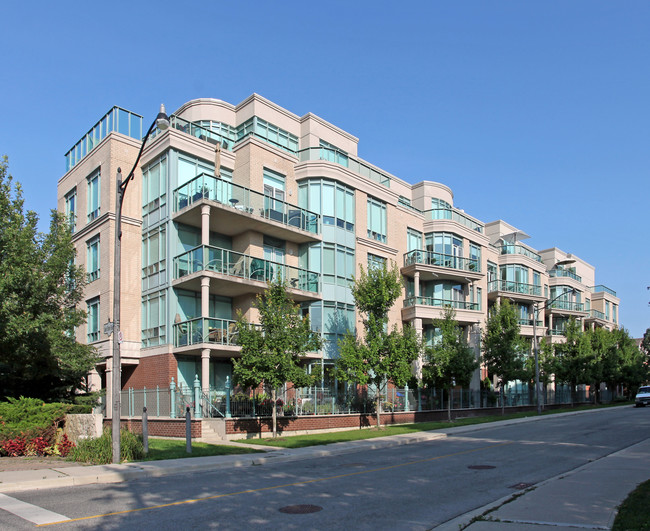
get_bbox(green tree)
[641,328,650,366]
[0,156,98,401]
[336,263,420,428]
[423,307,479,420]
[233,278,321,437]
[553,317,592,405]
[481,299,527,413]
[615,328,648,397]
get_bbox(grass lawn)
[612,479,650,531]
[236,403,631,449]
[143,438,263,461]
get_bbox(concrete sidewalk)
[0,410,647,531]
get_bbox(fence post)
[225,376,231,418]
[194,374,201,418]
[143,386,147,412]
[170,378,176,418]
[142,407,149,454]
[417,387,422,412]
[156,385,160,418]
[405,384,409,411]
[185,406,192,454]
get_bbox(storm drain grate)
[279,504,323,514]
[509,482,534,490]
[468,465,496,470]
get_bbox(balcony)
[424,208,484,233]
[548,301,585,313]
[298,146,391,188]
[173,245,321,300]
[403,296,479,311]
[495,243,542,262]
[404,250,480,272]
[173,173,321,244]
[549,269,582,282]
[589,285,617,297]
[174,318,240,348]
[488,280,543,298]
[588,309,605,320]
[518,319,543,327]
[402,296,481,325]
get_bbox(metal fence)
[107,383,614,419]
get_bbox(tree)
[641,328,650,366]
[552,318,592,405]
[233,278,321,437]
[0,156,98,401]
[423,307,479,421]
[481,299,527,413]
[336,263,420,429]
[614,328,648,397]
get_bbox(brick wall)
[123,353,177,389]
[104,418,201,438]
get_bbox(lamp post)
[532,259,576,415]
[112,105,169,464]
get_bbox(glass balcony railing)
[173,173,320,235]
[174,317,239,347]
[65,107,143,172]
[157,115,235,149]
[298,146,391,188]
[588,309,606,320]
[404,250,480,273]
[488,280,542,296]
[548,329,567,336]
[403,296,480,311]
[496,244,542,262]
[589,285,617,297]
[174,245,321,293]
[518,319,544,327]
[424,208,484,233]
[549,269,582,282]
[549,301,585,312]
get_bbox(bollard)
[142,407,149,454]
[170,378,176,418]
[185,406,192,454]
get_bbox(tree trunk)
[376,394,381,429]
[271,388,277,438]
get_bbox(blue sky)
[1,1,648,337]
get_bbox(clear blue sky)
[1,1,648,337]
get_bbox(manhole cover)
[279,504,323,514]
[468,465,496,470]
[509,482,534,490]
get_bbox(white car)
[635,386,650,407]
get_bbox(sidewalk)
[0,410,647,530]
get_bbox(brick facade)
[123,353,177,389]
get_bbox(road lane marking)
[0,493,70,525]
[39,441,512,526]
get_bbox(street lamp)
[112,105,169,464]
[532,259,576,415]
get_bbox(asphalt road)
[2,406,649,530]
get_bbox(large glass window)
[299,179,354,232]
[86,235,100,283]
[263,168,285,213]
[87,297,100,343]
[368,253,386,270]
[321,301,355,358]
[142,155,168,216]
[322,243,355,287]
[367,196,387,243]
[236,117,299,154]
[142,226,167,291]
[65,188,76,233]
[612,304,617,324]
[142,291,167,348]
[87,169,100,222]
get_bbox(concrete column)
[201,277,210,318]
[548,313,553,334]
[412,318,424,381]
[414,271,420,298]
[201,204,210,246]
[201,349,211,394]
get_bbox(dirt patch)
[0,456,82,472]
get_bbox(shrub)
[68,428,144,464]
[0,397,69,441]
[1,436,27,457]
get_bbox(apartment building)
[56,94,620,405]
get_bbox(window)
[142,291,167,347]
[368,253,386,270]
[142,227,167,291]
[322,243,355,287]
[407,228,422,252]
[299,179,354,231]
[87,168,100,222]
[236,117,299,154]
[367,196,387,243]
[86,235,100,282]
[65,188,77,233]
[613,304,617,324]
[87,297,100,342]
[605,301,610,320]
[142,156,168,218]
[263,168,285,214]
[321,301,356,358]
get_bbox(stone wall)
[65,413,103,443]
